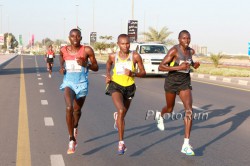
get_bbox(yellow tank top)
[112,51,135,87]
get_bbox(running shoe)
[181,144,195,156]
[48,74,51,78]
[155,111,165,131]
[117,142,127,155]
[67,140,77,154]
[113,112,118,130]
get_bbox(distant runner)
[59,28,99,154]
[44,45,55,78]
[157,30,200,156]
[105,34,146,155]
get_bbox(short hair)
[178,30,190,38]
[117,34,129,42]
[69,28,81,36]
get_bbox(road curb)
[190,73,250,87]
[0,54,18,69]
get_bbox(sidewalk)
[0,54,18,68]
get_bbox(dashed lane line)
[44,117,54,126]
[50,155,65,166]
[40,89,45,93]
[41,100,48,105]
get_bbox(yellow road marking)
[193,79,250,92]
[16,55,31,166]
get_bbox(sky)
[2,0,250,54]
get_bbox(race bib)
[116,61,132,75]
[65,60,82,72]
[48,54,54,58]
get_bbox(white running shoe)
[48,74,51,78]
[155,111,165,131]
[67,140,77,154]
[181,144,195,156]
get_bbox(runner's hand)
[124,68,132,76]
[76,58,88,67]
[193,61,200,69]
[106,74,111,84]
[179,62,190,70]
[59,68,65,75]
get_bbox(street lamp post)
[0,4,2,33]
[76,4,79,28]
[131,0,134,20]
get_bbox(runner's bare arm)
[59,50,65,74]
[106,53,114,83]
[132,52,146,77]
[85,46,99,71]
[158,47,189,71]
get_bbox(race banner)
[19,34,23,46]
[0,34,4,45]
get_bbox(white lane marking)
[37,74,41,77]
[38,83,43,85]
[40,89,45,93]
[177,101,206,111]
[41,100,48,105]
[44,117,54,126]
[50,155,65,166]
[38,78,42,80]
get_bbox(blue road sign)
[248,42,250,56]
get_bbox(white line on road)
[40,89,45,93]
[41,100,48,105]
[44,117,54,126]
[38,83,43,85]
[50,155,65,166]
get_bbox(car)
[132,43,168,75]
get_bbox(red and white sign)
[0,34,4,46]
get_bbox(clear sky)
[2,0,250,54]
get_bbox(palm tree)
[141,26,176,46]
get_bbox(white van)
[133,43,168,75]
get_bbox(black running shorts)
[164,72,192,95]
[47,58,54,63]
[105,81,136,99]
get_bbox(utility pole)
[93,0,95,31]
[131,0,134,20]
[76,4,79,28]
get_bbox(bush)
[210,53,223,67]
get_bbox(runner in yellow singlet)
[106,34,146,155]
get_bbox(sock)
[119,140,124,144]
[70,136,76,142]
[184,138,189,145]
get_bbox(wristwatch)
[132,72,136,77]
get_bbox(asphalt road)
[0,55,249,166]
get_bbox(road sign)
[248,42,250,56]
[127,20,138,43]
